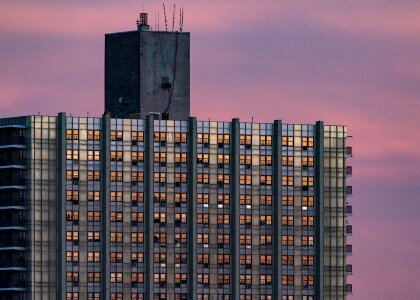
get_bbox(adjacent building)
[0,13,353,300]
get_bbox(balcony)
[346,264,353,275]
[0,179,26,188]
[346,166,352,177]
[0,159,26,168]
[346,284,353,295]
[346,225,352,236]
[0,137,26,148]
[346,205,353,216]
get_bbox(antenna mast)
[163,3,168,31]
[172,4,176,32]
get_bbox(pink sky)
[1,1,419,298]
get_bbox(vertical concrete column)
[315,121,324,300]
[144,115,155,300]
[230,118,240,300]
[101,113,111,299]
[187,117,197,300]
[272,120,282,300]
[56,112,67,300]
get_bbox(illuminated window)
[66,170,79,180]
[260,215,272,225]
[110,252,123,263]
[197,233,209,244]
[240,175,252,185]
[197,133,209,144]
[239,234,251,245]
[302,255,315,266]
[239,155,251,165]
[66,251,79,262]
[302,156,314,167]
[197,173,209,184]
[87,251,100,262]
[110,232,123,243]
[302,216,314,227]
[154,213,166,224]
[110,191,123,202]
[154,172,166,183]
[282,196,294,206]
[217,134,230,144]
[240,254,252,265]
[302,176,314,187]
[217,154,229,164]
[66,211,78,221]
[302,137,314,148]
[175,153,187,163]
[66,150,79,160]
[260,255,272,265]
[302,235,315,246]
[87,272,100,283]
[260,175,272,185]
[153,273,166,283]
[260,195,272,205]
[132,172,144,182]
[154,152,166,163]
[131,212,144,223]
[66,272,79,282]
[217,214,230,225]
[260,275,272,285]
[66,190,79,201]
[66,231,79,242]
[131,131,144,142]
[281,156,294,166]
[217,174,230,184]
[66,292,79,300]
[88,191,100,201]
[240,135,252,145]
[175,193,187,204]
[240,195,251,205]
[281,216,294,226]
[154,132,166,142]
[240,274,252,285]
[110,272,123,283]
[88,231,100,241]
[88,171,101,181]
[218,254,230,264]
[198,253,209,264]
[110,151,123,161]
[240,214,252,225]
[260,135,272,146]
[218,194,230,205]
[132,192,144,203]
[217,274,230,284]
[131,252,144,263]
[87,130,100,140]
[131,232,144,243]
[282,176,294,186]
[197,273,209,284]
[282,255,294,266]
[175,253,187,264]
[175,233,187,244]
[154,252,166,263]
[87,150,100,161]
[282,136,294,147]
[197,193,209,204]
[260,155,272,166]
[87,211,100,222]
[260,235,272,245]
[174,133,187,143]
[197,213,209,224]
[175,213,187,224]
[66,129,79,140]
[302,196,314,207]
[175,173,187,183]
[110,131,123,141]
[198,153,209,164]
[282,275,294,286]
[154,192,166,203]
[302,275,314,286]
[281,235,294,246]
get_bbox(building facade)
[0,114,353,300]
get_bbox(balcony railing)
[346,186,353,196]
[0,258,26,268]
[0,199,26,208]
[0,137,26,147]
[346,284,353,294]
[0,179,26,187]
[346,166,352,176]
[346,146,353,157]
[346,264,353,274]
[0,238,26,248]
[346,205,353,215]
[346,225,352,235]
[346,244,352,255]
[0,219,26,228]
[0,159,26,167]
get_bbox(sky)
[1,1,419,298]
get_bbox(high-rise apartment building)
[0,13,353,300]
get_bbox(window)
[87,252,100,262]
[197,193,209,204]
[175,213,187,224]
[154,152,166,163]
[260,175,272,185]
[260,215,272,225]
[302,196,314,207]
[110,232,122,243]
[110,212,123,224]
[197,153,209,164]
[260,275,272,285]
[66,272,79,282]
[240,255,252,265]
[217,174,230,184]
[282,275,294,286]
[260,155,272,166]
[88,231,100,241]
[66,129,79,140]
[302,137,314,148]
[66,170,79,180]
[132,232,144,243]
[302,235,315,246]
[282,136,294,147]
[260,235,272,245]
[281,235,294,246]
[174,273,187,285]
[239,234,251,245]
[197,133,209,144]
[282,255,294,266]
[87,211,100,222]
[88,191,100,201]
[218,254,230,264]
[282,156,294,166]
[302,216,314,227]
[132,252,144,263]
[302,176,314,187]
[174,132,187,143]
[260,135,272,146]
[281,216,294,226]
[175,153,187,163]
[197,233,208,244]
[240,135,252,146]
[218,194,230,205]
[132,131,144,142]
[66,231,79,242]
[240,175,252,185]
[88,293,100,300]
[154,233,167,243]
[260,195,272,205]
[154,172,166,183]
[302,255,315,266]
[154,132,166,142]
[240,274,252,285]
[239,155,251,165]
[110,272,123,283]
[66,292,79,300]
[197,173,209,184]
[217,214,230,225]
[197,273,209,284]
[66,251,79,262]
[154,213,166,224]
[175,193,187,204]
[132,212,144,223]
[66,150,79,160]
[217,134,230,144]
[110,252,123,263]
[88,171,100,181]
[217,154,229,164]
[154,192,166,203]
[175,253,187,264]
[240,195,251,205]
[175,233,187,244]
[217,274,230,285]
[110,151,123,161]
[111,293,122,300]
[110,191,123,202]
[87,272,100,283]
[240,214,252,225]
[302,156,314,167]
[88,130,100,140]
[88,150,100,161]
[217,234,230,245]
[282,176,294,186]
[154,273,166,283]
[198,253,209,264]
[66,190,79,201]
[175,173,187,183]
[132,192,144,203]
[132,172,144,182]
[111,131,123,141]
[302,275,314,286]
[197,213,209,224]
[260,255,272,265]
[282,196,294,206]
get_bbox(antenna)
[179,8,182,31]
[172,4,176,32]
[180,7,184,32]
[158,11,160,30]
[163,3,168,31]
